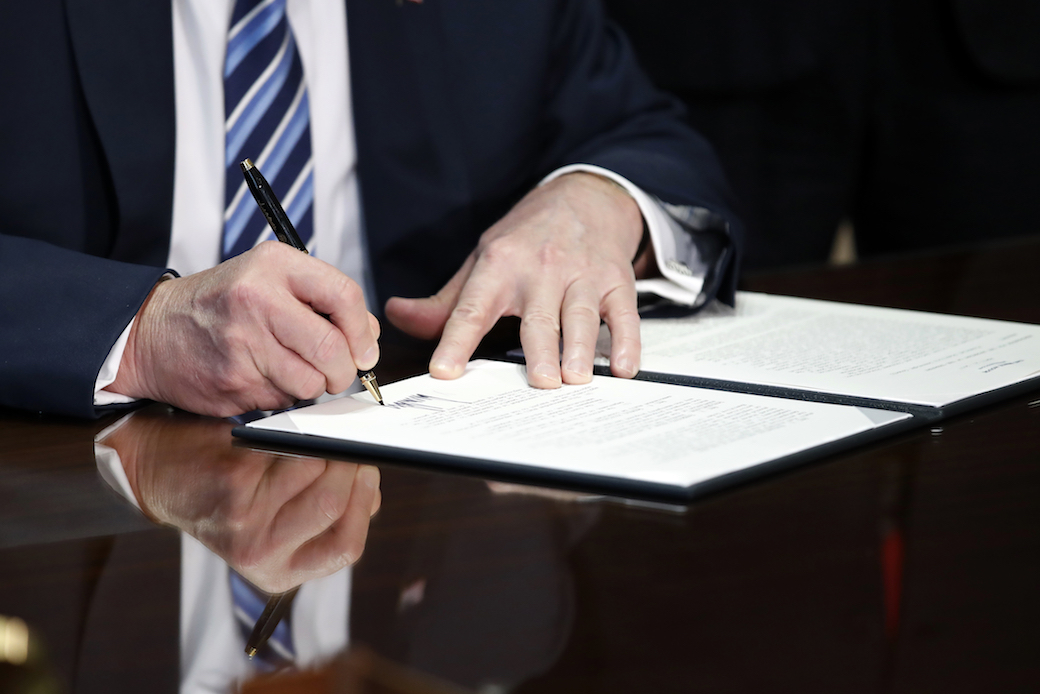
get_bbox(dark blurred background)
[603,0,1040,271]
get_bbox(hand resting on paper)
[106,242,381,417]
[385,172,649,389]
[100,411,381,594]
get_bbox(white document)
[248,360,909,490]
[611,292,1040,408]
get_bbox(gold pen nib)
[359,370,384,405]
[246,647,257,658]
[242,158,254,171]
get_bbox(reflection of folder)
[233,293,1040,503]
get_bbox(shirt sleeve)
[94,413,144,511]
[94,319,139,406]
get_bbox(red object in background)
[881,528,905,640]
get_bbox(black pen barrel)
[240,159,308,252]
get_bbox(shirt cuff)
[94,319,138,406]
[540,164,706,306]
[94,413,143,511]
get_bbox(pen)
[243,586,299,659]
[240,158,384,406]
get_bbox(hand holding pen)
[104,179,382,416]
[241,158,383,405]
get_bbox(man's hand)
[107,241,380,417]
[104,413,381,594]
[385,173,645,388]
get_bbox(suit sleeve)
[0,234,169,418]
[534,0,744,304]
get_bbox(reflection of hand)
[486,481,601,503]
[107,242,381,417]
[101,410,380,593]
[385,173,644,388]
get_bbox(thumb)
[384,254,475,340]
[385,295,452,340]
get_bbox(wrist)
[106,276,174,402]
[558,171,645,257]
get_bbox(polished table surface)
[1,235,1039,693]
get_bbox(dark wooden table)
[2,235,1038,693]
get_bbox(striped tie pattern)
[222,0,315,261]
[229,571,296,670]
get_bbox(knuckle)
[331,274,363,306]
[325,373,352,396]
[295,370,327,401]
[212,366,254,398]
[243,242,293,277]
[218,323,251,352]
[252,240,281,261]
[522,308,561,333]
[602,285,638,314]
[475,230,504,255]
[252,390,295,413]
[315,488,346,524]
[232,544,267,574]
[310,325,344,365]
[222,505,254,534]
[266,577,295,595]
[449,302,490,328]
[479,237,519,265]
[534,242,566,268]
[208,403,245,418]
[608,303,640,323]
[563,302,599,323]
[226,279,269,316]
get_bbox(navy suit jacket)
[0,0,741,418]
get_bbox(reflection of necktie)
[229,571,296,670]
[222,0,315,261]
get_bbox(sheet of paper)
[604,292,1040,408]
[249,360,909,490]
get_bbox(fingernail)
[362,345,378,365]
[617,357,637,377]
[532,364,562,385]
[564,360,591,379]
[360,466,380,490]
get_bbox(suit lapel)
[65,0,176,266]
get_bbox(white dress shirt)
[169,0,366,287]
[95,0,707,404]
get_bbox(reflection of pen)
[240,158,384,406]
[244,586,299,659]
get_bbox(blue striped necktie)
[222,0,315,261]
